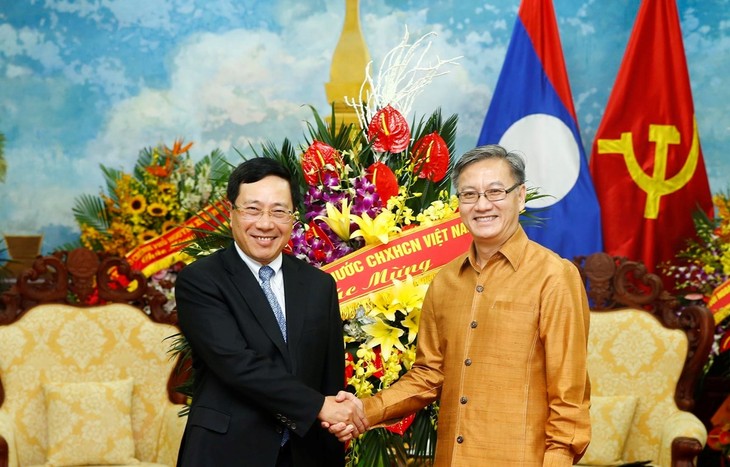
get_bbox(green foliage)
[71,140,228,257]
[349,404,438,466]
[165,332,194,416]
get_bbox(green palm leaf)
[164,332,194,416]
[133,146,155,180]
[100,165,124,203]
[521,187,553,227]
[179,199,232,257]
[198,148,232,187]
[72,193,109,231]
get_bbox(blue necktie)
[259,265,287,341]
[258,265,289,445]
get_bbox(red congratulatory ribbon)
[321,214,472,317]
[709,279,730,324]
[125,201,227,276]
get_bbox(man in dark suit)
[175,157,367,467]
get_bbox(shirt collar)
[233,242,283,278]
[460,225,529,273]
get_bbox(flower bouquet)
[662,191,730,375]
[71,139,228,257]
[68,139,228,310]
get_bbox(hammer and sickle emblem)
[597,117,699,219]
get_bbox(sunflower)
[147,202,168,217]
[161,220,178,233]
[158,182,177,198]
[137,230,158,244]
[127,195,147,215]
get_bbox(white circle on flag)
[498,113,580,208]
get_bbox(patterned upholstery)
[578,309,708,466]
[0,303,186,467]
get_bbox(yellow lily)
[317,199,352,241]
[368,289,398,321]
[362,317,405,361]
[391,275,429,313]
[351,210,401,245]
[401,308,421,344]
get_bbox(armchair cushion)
[44,378,137,466]
[582,395,638,465]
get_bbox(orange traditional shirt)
[363,226,591,466]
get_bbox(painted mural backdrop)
[0,0,728,253]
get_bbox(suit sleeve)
[319,274,348,465]
[175,261,325,437]
[320,274,346,396]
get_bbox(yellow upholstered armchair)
[575,253,714,467]
[0,248,188,467]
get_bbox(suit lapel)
[282,254,306,375]
[222,246,290,365]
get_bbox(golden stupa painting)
[325,0,371,127]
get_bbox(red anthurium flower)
[367,105,410,153]
[411,132,449,182]
[366,161,399,204]
[384,413,416,436]
[344,352,355,382]
[305,221,334,262]
[720,429,730,446]
[708,426,725,451]
[301,141,343,186]
[372,346,385,379]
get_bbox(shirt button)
[460,396,468,404]
[470,321,478,328]
[457,435,464,443]
[476,285,484,292]
[464,358,472,366]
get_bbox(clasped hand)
[318,391,369,442]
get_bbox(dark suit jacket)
[175,244,345,467]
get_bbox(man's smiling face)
[230,175,294,265]
[457,158,526,251]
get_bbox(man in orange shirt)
[329,145,591,466]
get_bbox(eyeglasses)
[232,205,296,223]
[456,182,522,204]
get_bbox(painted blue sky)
[1,0,728,252]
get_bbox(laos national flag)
[477,0,602,260]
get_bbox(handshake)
[317,391,369,442]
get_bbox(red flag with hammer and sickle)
[589,0,713,272]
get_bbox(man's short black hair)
[226,157,299,207]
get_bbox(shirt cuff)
[543,448,575,467]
